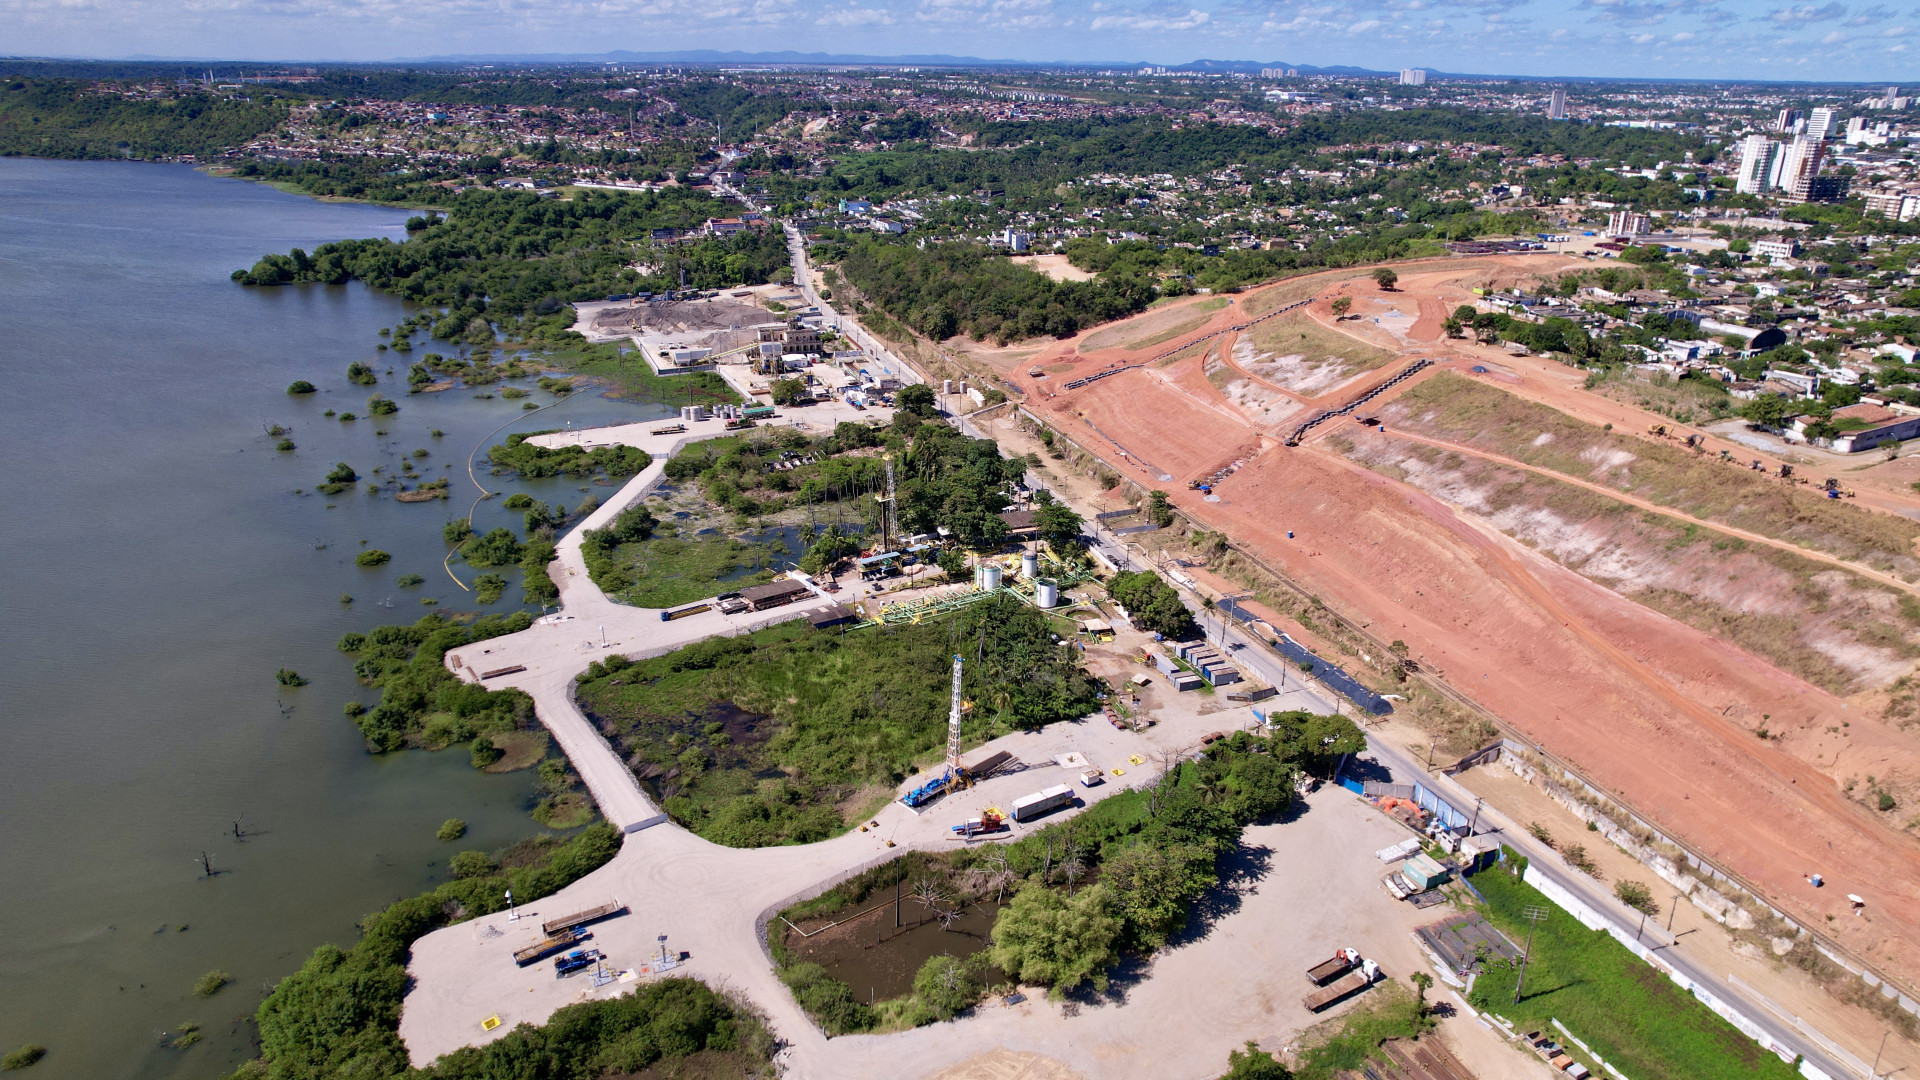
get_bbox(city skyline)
[6,0,1919,82]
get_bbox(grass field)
[569,346,743,407]
[609,533,779,608]
[1586,369,1737,427]
[1081,302,1214,352]
[1239,271,1332,317]
[1236,310,1395,395]
[1469,863,1798,1080]
[575,596,1101,847]
[1388,373,1920,581]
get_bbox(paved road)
[783,222,923,388]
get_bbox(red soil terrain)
[987,257,1920,983]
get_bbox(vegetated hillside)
[1339,433,1920,694]
[1384,373,1920,581]
[234,187,790,340]
[0,79,287,159]
[574,596,1102,847]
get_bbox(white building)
[1736,134,1780,195]
[1806,106,1839,141]
[1605,210,1651,239]
[1547,89,1567,119]
[1864,191,1920,222]
[1399,68,1426,86]
[1778,134,1825,203]
[1753,237,1799,261]
[1773,108,1802,133]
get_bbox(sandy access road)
[981,257,1920,987]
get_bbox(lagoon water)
[0,159,671,1078]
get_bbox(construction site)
[948,253,1920,1064]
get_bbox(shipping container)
[1010,784,1075,822]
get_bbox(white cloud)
[1088,4,1210,30]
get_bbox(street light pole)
[1515,906,1548,1006]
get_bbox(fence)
[1284,357,1433,446]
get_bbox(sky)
[4,0,1917,82]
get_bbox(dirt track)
[979,256,1920,985]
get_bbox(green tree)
[1032,491,1084,548]
[1372,267,1398,290]
[1108,571,1196,638]
[1147,489,1174,527]
[1101,840,1215,947]
[287,380,316,394]
[1331,296,1352,319]
[347,360,377,386]
[436,818,467,842]
[896,382,939,417]
[769,377,808,406]
[912,954,982,1020]
[448,850,499,878]
[989,882,1123,997]
[470,735,504,769]
[1738,394,1796,429]
[356,549,391,567]
[1218,1041,1292,1080]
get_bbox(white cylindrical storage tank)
[980,565,1004,590]
[1034,578,1059,608]
[1022,553,1040,579]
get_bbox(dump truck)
[513,928,582,966]
[1306,948,1361,985]
[1010,784,1074,823]
[1302,958,1378,1012]
[660,603,712,622]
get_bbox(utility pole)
[1469,797,1484,835]
[1668,892,1681,932]
[1873,1031,1889,1077]
[199,852,215,878]
[1514,905,1548,1005]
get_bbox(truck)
[660,602,712,622]
[1010,784,1074,823]
[512,928,582,967]
[952,810,1007,838]
[1306,948,1361,985]
[1302,959,1378,1012]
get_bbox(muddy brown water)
[786,895,1004,1002]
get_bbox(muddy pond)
[784,889,1005,1002]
